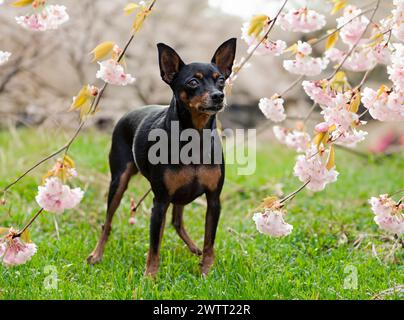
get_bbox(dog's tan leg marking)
[172,204,202,255]
[197,166,222,191]
[164,167,195,196]
[87,163,135,265]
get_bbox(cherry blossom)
[0,230,37,267]
[0,51,11,66]
[273,125,288,144]
[293,146,339,192]
[258,95,286,122]
[249,39,286,56]
[35,177,84,214]
[241,23,286,56]
[361,86,404,122]
[337,5,369,47]
[302,80,335,107]
[369,194,404,235]
[321,93,358,132]
[332,128,368,148]
[314,122,330,133]
[253,209,293,237]
[284,42,328,76]
[391,0,404,41]
[387,43,404,92]
[96,59,135,86]
[278,8,326,33]
[284,130,310,153]
[326,47,377,72]
[15,5,69,31]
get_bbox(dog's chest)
[163,165,222,200]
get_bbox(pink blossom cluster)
[0,231,37,267]
[383,0,404,42]
[258,95,286,122]
[319,92,368,148]
[361,87,404,122]
[369,194,404,235]
[337,5,369,47]
[35,177,84,214]
[241,22,286,56]
[332,128,368,148]
[96,59,136,86]
[293,147,339,192]
[321,93,358,132]
[253,209,293,237]
[277,8,326,33]
[387,43,404,92]
[0,51,11,66]
[325,46,389,72]
[15,5,69,31]
[283,42,328,76]
[272,126,311,153]
[302,80,335,107]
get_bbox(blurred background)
[0,0,402,152]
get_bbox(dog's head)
[157,38,236,115]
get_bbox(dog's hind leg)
[87,145,137,265]
[172,205,202,256]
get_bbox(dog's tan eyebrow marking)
[194,72,204,79]
[212,72,220,80]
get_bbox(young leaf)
[284,43,298,54]
[90,41,115,62]
[326,145,335,170]
[331,0,347,15]
[20,229,31,243]
[124,3,140,15]
[133,8,151,32]
[247,15,269,38]
[314,132,327,150]
[261,196,279,209]
[349,90,361,113]
[325,30,339,50]
[71,85,91,109]
[11,0,34,7]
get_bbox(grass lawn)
[0,128,403,300]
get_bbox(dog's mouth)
[199,103,225,114]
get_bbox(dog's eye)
[187,79,199,88]
[216,78,225,87]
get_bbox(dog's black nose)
[211,91,224,103]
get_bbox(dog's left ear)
[211,38,237,79]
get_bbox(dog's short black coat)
[87,38,237,277]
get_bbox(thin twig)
[13,208,44,238]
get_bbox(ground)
[0,128,402,299]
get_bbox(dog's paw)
[86,251,102,265]
[200,254,215,276]
[144,268,158,279]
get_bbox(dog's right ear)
[157,43,185,85]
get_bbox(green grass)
[0,128,403,300]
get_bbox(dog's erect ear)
[157,43,185,85]
[211,38,237,79]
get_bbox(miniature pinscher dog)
[87,38,237,277]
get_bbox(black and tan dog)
[87,38,237,277]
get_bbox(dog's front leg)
[201,193,221,276]
[145,198,169,278]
